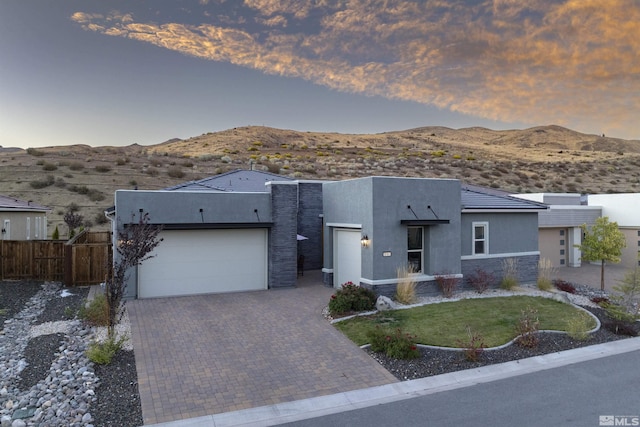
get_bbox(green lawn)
[334,295,596,348]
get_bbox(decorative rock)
[376,295,398,311]
[10,420,26,427]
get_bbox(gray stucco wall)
[322,178,374,272]
[460,212,539,256]
[322,176,462,288]
[297,182,324,270]
[114,190,273,226]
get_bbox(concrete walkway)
[127,271,397,425]
[550,262,631,293]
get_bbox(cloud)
[71,0,640,137]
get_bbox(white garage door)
[138,228,268,298]
[333,229,362,288]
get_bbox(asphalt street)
[280,350,640,427]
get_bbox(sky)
[1,1,638,149]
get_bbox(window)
[35,217,40,239]
[2,220,9,240]
[560,239,565,246]
[407,227,423,273]
[560,259,565,265]
[26,217,31,240]
[560,249,565,255]
[560,229,565,236]
[472,222,488,255]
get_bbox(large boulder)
[376,295,398,311]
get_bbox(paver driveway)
[127,271,398,425]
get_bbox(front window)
[407,227,423,273]
[472,222,488,255]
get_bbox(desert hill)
[0,125,638,238]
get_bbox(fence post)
[64,244,73,286]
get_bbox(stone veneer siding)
[359,254,539,298]
[297,183,324,270]
[461,254,539,286]
[268,184,298,288]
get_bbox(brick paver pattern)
[128,271,398,425]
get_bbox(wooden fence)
[0,231,112,286]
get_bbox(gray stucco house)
[110,170,546,299]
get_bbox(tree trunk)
[600,260,605,291]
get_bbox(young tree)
[64,210,84,238]
[106,213,163,338]
[576,216,626,291]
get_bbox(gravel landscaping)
[0,281,141,427]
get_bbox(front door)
[333,229,361,288]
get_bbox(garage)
[137,228,268,298]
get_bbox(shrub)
[68,162,84,171]
[328,282,377,316]
[395,265,417,305]
[86,335,126,365]
[537,258,555,291]
[79,293,109,327]
[145,167,159,176]
[167,166,185,178]
[52,226,60,240]
[590,296,609,305]
[466,268,495,294]
[26,147,45,156]
[367,327,420,359]
[500,258,519,290]
[435,273,458,298]
[516,306,539,348]
[116,158,127,166]
[553,279,576,294]
[456,326,486,362]
[30,175,55,189]
[95,165,111,173]
[41,162,58,171]
[565,311,592,341]
[602,318,638,336]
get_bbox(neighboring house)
[513,193,601,268]
[0,195,49,241]
[588,194,640,268]
[112,171,546,299]
[514,192,640,269]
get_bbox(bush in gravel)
[466,268,495,294]
[537,258,555,291]
[516,306,539,348]
[328,282,377,316]
[395,266,417,304]
[565,311,592,341]
[79,293,109,326]
[87,335,127,365]
[435,273,458,298]
[456,326,486,362]
[500,258,519,290]
[367,327,420,359]
[602,318,638,336]
[553,279,576,294]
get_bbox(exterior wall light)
[361,234,370,247]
